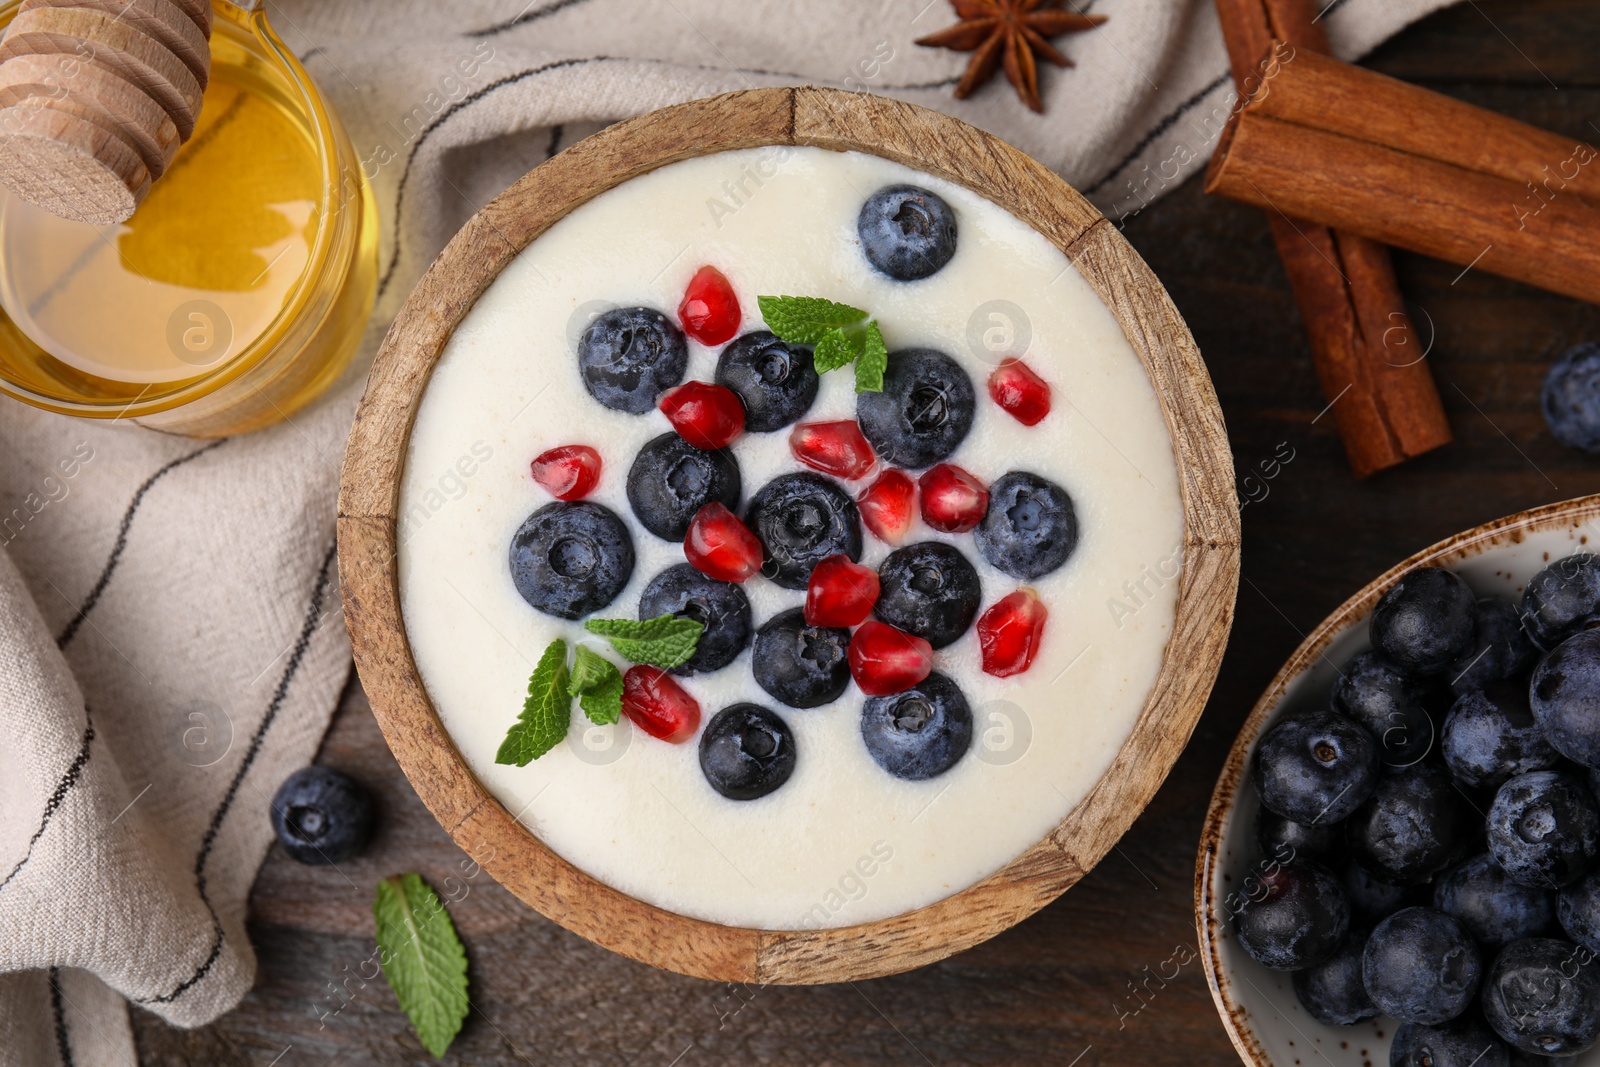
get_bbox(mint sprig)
[495,639,570,766]
[584,613,703,669]
[569,644,623,725]
[373,873,469,1058]
[758,294,887,393]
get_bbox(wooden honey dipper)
[0,0,210,225]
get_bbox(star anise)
[916,0,1106,113]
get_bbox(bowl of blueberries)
[1198,495,1600,1067]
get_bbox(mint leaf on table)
[583,613,703,669]
[568,645,623,725]
[757,295,867,344]
[757,294,886,391]
[495,639,570,766]
[855,321,888,393]
[373,873,469,1059]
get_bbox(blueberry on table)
[1520,553,1600,649]
[638,563,751,675]
[860,671,973,780]
[271,767,373,865]
[973,471,1078,581]
[1331,649,1445,768]
[855,348,975,469]
[744,472,862,590]
[1363,906,1483,1024]
[1292,926,1378,1026]
[699,703,796,801]
[714,331,818,432]
[1480,937,1600,1057]
[1530,629,1600,768]
[510,501,634,620]
[1251,709,1378,825]
[1450,596,1537,694]
[1434,853,1557,951]
[1370,566,1479,675]
[1442,683,1560,790]
[1233,861,1349,970]
[626,432,741,542]
[1541,342,1600,452]
[577,306,688,414]
[857,184,958,281]
[1348,761,1473,885]
[1488,771,1600,890]
[1390,1014,1511,1067]
[873,541,982,650]
[1257,807,1343,865]
[752,607,851,709]
[1558,869,1600,954]
[1344,860,1420,922]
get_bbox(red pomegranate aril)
[684,502,763,582]
[789,420,877,480]
[988,358,1052,425]
[621,666,701,742]
[678,265,741,346]
[659,381,745,449]
[804,554,880,627]
[977,589,1048,677]
[848,621,933,696]
[918,463,988,533]
[529,444,602,500]
[857,469,915,545]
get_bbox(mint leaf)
[855,321,887,393]
[495,639,570,766]
[757,295,867,344]
[373,873,468,1058]
[812,326,856,374]
[584,613,703,669]
[569,645,623,725]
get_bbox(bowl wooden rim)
[338,86,1240,984]
[1193,494,1600,1064]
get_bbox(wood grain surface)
[134,2,1600,1063]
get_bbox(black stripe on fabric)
[544,123,564,159]
[138,541,338,1005]
[1084,70,1232,197]
[466,0,600,37]
[0,714,94,894]
[56,439,229,648]
[1316,0,1356,22]
[49,967,73,1067]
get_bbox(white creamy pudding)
[398,146,1185,929]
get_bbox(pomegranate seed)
[918,463,988,533]
[857,469,915,545]
[621,666,701,742]
[988,358,1052,425]
[977,589,1048,677]
[684,502,763,582]
[848,621,933,696]
[659,381,745,449]
[804,554,880,627]
[678,265,741,346]
[529,444,602,500]
[789,420,877,480]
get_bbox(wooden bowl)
[339,86,1240,984]
[1195,495,1600,1065]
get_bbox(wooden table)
[132,3,1600,1062]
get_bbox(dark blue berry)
[1348,761,1473,885]
[751,607,851,709]
[1521,554,1600,649]
[510,501,634,619]
[271,767,373,865]
[1442,683,1560,790]
[1530,630,1600,768]
[577,306,688,413]
[699,703,796,801]
[1542,343,1600,452]
[626,432,741,542]
[1487,771,1600,890]
[1363,906,1483,1024]
[1371,567,1479,675]
[1344,860,1421,922]
[1434,853,1557,951]
[1293,926,1378,1025]
[860,671,972,780]
[874,541,981,649]
[1332,650,1445,768]
[855,348,974,469]
[638,564,751,675]
[1451,597,1538,694]
[1252,709,1378,825]
[1558,869,1600,954]
[1257,807,1343,865]
[1481,937,1600,1057]
[1391,1015,1510,1067]
[973,471,1077,581]
[744,472,862,590]
[714,331,817,432]
[1234,861,1349,970]
[857,184,958,281]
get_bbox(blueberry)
[1251,710,1379,825]
[1348,761,1474,885]
[1558,869,1600,954]
[510,501,634,619]
[626,432,741,542]
[744,472,862,590]
[1487,771,1600,890]
[860,671,973,780]
[1257,807,1343,865]
[1451,597,1538,694]
[638,564,751,675]
[1530,630,1600,768]
[1481,937,1600,1057]
[1442,683,1560,790]
[577,306,688,414]
[699,703,796,801]
[857,184,958,281]
[1371,567,1479,675]
[1541,343,1600,452]
[1344,860,1422,922]
[973,471,1078,581]
[1234,861,1349,970]
[751,607,851,709]
[1521,553,1600,649]
[1293,926,1378,1026]
[855,348,975,469]
[270,767,373,865]
[1363,906,1483,1024]
[1434,853,1557,951]
[714,331,818,432]
[1332,650,1445,768]
[1391,1015,1510,1067]
[874,541,982,649]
